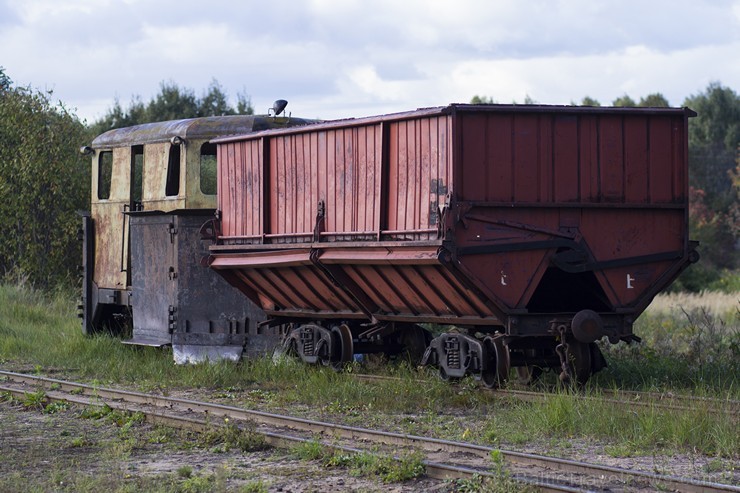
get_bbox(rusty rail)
[0,371,740,492]
[1,371,737,492]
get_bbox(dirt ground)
[0,400,446,493]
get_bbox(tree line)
[89,79,254,137]
[0,70,254,290]
[0,65,737,292]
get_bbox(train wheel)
[480,337,510,389]
[316,327,337,368]
[515,366,543,385]
[515,349,543,385]
[565,341,592,387]
[328,323,354,370]
[399,324,431,365]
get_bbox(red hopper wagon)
[205,104,697,386]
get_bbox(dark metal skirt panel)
[129,212,268,351]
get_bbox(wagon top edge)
[211,103,696,144]
[91,114,317,149]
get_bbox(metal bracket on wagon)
[199,218,220,242]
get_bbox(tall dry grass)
[645,291,739,326]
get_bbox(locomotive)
[78,104,314,363]
[81,103,698,385]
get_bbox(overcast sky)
[2,0,739,124]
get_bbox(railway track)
[1,370,737,493]
[354,373,740,416]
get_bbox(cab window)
[97,151,113,199]
[165,143,181,197]
[131,145,144,205]
[200,143,217,195]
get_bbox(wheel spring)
[300,327,315,356]
[445,336,461,370]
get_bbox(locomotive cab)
[79,114,314,362]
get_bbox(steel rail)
[0,378,581,493]
[1,370,737,492]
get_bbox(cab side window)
[97,151,113,199]
[132,145,144,205]
[165,143,181,197]
[200,142,217,195]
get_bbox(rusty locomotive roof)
[91,114,316,149]
[212,103,695,144]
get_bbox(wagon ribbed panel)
[387,116,452,235]
[269,125,382,238]
[318,247,496,320]
[218,140,262,238]
[458,111,687,204]
[209,250,363,314]
[253,264,363,315]
[338,264,495,320]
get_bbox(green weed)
[326,450,425,482]
[21,389,48,410]
[179,473,214,493]
[198,419,268,453]
[447,471,537,493]
[291,440,328,461]
[241,480,269,493]
[43,400,69,414]
[70,436,91,448]
[291,440,425,483]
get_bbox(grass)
[291,440,426,483]
[0,282,737,463]
[197,419,268,453]
[480,391,738,458]
[645,291,738,323]
[593,290,739,393]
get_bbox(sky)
[1,0,739,124]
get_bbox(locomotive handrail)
[120,203,129,273]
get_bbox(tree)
[236,91,254,115]
[580,96,601,106]
[684,82,740,210]
[144,81,199,122]
[677,82,740,290]
[0,66,11,91]
[638,93,669,107]
[611,92,670,108]
[0,76,91,288]
[612,94,636,107]
[470,95,496,104]
[91,79,255,134]
[199,79,233,116]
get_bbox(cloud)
[1,0,738,123]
